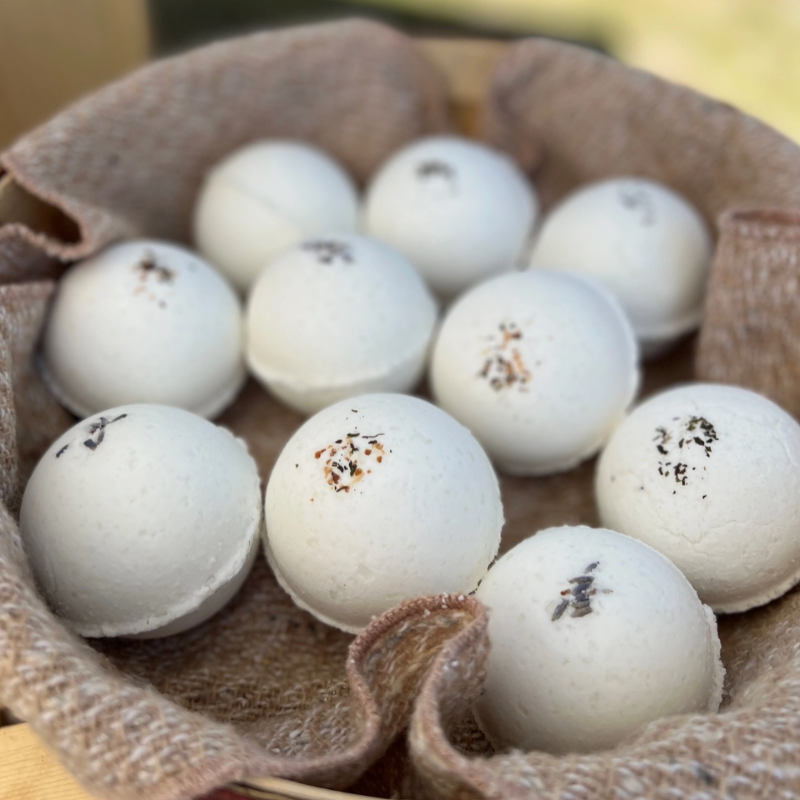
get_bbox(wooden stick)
[0,723,96,799]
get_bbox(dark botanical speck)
[82,413,127,452]
[302,239,354,265]
[551,599,569,621]
[653,415,718,493]
[618,185,657,226]
[136,250,175,284]
[416,159,456,181]
[552,563,611,621]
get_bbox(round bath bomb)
[597,383,800,613]
[246,234,438,415]
[429,270,639,476]
[194,140,359,291]
[528,177,713,357]
[41,240,245,420]
[474,525,724,754]
[264,393,503,633]
[19,404,262,638]
[363,135,538,299]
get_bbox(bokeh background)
[1,0,799,150]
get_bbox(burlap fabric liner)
[1,18,800,800]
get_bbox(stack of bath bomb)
[194,140,359,292]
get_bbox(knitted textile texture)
[1,21,800,800]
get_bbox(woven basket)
[2,21,800,800]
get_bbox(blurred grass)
[4,1,798,148]
[355,0,800,142]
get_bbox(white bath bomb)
[194,140,359,291]
[246,234,438,416]
[528,177,713,357]
[430,270,639,476]
[265,393,503,633]
[597,383,800,613]
[41,240,245,420]
[363,136,538,299]
[474,526,724,754]
[19,404,262,638]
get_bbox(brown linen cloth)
[2,20,800,800]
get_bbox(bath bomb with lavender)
[41,240,245,420]
[19,405,262,638]
[363,135,538,299]
[264,393,503,633]
[194,140,359,291]
[597,383,800,613]
[430,270,639,476]
[474,525,724,754]
[246,234,438,416]
[528,177,713,357]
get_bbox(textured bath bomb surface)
[474,525,724,754]
[246,234,438,415]
[194,140,359,291]
[41,240,245,420]
[264,393,503,633]
[20,405,262,638]
[597,383,800,613]
[528,177,712,357]
[430,270,639,476]
[363,135,538,299]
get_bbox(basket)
[2,20,800,800]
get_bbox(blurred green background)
[1,0,799,148]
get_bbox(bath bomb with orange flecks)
[430,270,639,476]
[264,393,503,633]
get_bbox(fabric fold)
[696,208,800,417]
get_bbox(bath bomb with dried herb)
[264,393,503,633]
[597,383,800,613]
[528,177,713,357]
[194,140,359,291]
[246,234,438,416]
[474,525,724,754]
[429,270,639,476]
[41,240,245,420]
[363,135,538,299]
[19,404,262,638]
